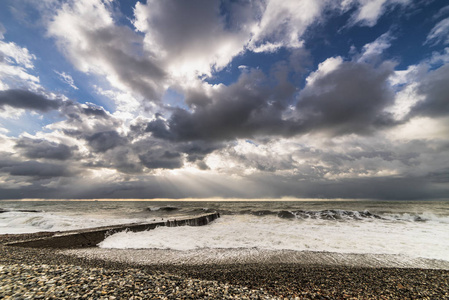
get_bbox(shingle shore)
[1,263,275,299]
[1,233,449,299]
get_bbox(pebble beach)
[1,233,449,299]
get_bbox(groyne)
[6,212,219,249]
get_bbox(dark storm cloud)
[147,69,299,141]
[249,173,449,200]
[14,138,75,160]
[102,127,222,171]
[0,89,62,112]
[144,117,172,140]
[412,64,449,117]
[176,140,223,162]
[0,159,77,178]
[137,0,226,52]
[146,61,399,143]
[82,147,144,174]
[184,89,212,108]
[86,130,128,153]
[296,61,398,135]
[138,149,183,169]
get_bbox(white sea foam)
[99,214,449,261]
[0,211,156,234]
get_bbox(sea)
[1,200,448,263]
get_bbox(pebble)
[1,233,449,299]
[0,263,277,299]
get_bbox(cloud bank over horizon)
[0,0,448,200]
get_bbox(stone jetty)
[6,212,220,249]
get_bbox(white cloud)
[426,17,449,46]
[249,0,328,50]
[387,82,423,120]
[94,86,143,122]
[344,0,410,27]
[133,0,333,79]
[393,116,449,141]
[0,40,36,70]
[358,31,394,62]
[250,41,284,54]
[429,47,449,66]
[0,40,39,91]
[0,23,6,40]
[305,56,343,87]
[133,0,255,78]
[48,0,165,102]
[54,70,78,90]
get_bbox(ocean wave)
[385,212,449,224]
[98,214,449,261]
[217,209,385,220]
[210,208,449,223]
[146,206,179,212]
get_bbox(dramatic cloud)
[147,69,298,141]
[14,137,75,160]
[134,0,257,77]
[297,60,397,135]
[0,0,447,200]
[0,89,61,112]
[86,130,128,153]
[146,59,398,142]
[412,64,449,117]
[0,156,78,178]
[139,149,183,170]
[48,0,166,101]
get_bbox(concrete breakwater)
[6,212,220,249]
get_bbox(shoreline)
[1,233,449,299]
[63,247,449,270]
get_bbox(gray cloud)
[0,159,77,178]
[146,61,399,143]
[249,174,448,200]
[147,69,298,141]
[86,130,128,153]
[86,27,166,100]
[296,61,398,135]
[176,140,223,163]
[82,147,144,174]
[139,150,183,170]
[134,0,257,76]
[49,4,166,102]
[0,170,447,200]
[0,89,62,112]
[413,64,449,117]
[14,138,75,160]
[81,103,109,118]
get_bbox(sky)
[0,0,448,200]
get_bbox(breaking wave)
[213,209,449,223]
[147,206,179,212]
[99,213,449,261]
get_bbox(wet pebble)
[0,263,276,299]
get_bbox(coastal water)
[1,200,448,262]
